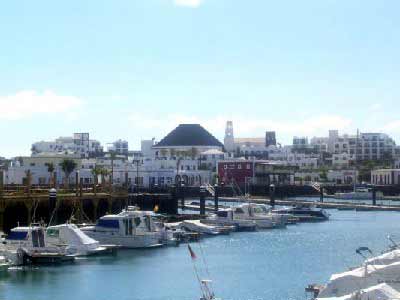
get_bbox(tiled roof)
[154,124,223,148]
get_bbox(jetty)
[218,196,400,212]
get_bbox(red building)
[217,160,254,186]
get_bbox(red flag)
[188,245,197,260]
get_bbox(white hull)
[84,230,163,249]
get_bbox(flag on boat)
[188,245,197,260]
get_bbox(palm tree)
[109,151,116,185]
[100,168,110,190]
[45,162,55,187]
[60,159,77,189]
[91,166,103,195]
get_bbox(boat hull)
[83,231,163,249]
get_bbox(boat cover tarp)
[365,250,400,266]
[317,283,400,300]
[318,262,400,298]
[7,231,28,240]
[49,224,99,246]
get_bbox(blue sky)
[1,0,400,157]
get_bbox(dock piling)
[199,186,206,215]
[269,184,276,207]
[214,184,219,212]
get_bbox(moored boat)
[81,207,169,249]
[3,225,74,266]
[46,223,117,256]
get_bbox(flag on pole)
[188,245,197,260]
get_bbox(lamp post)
[269,184,276,207]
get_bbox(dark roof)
[154,124,223,148]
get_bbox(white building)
[108,139,129,156]
[331,153,356,168]
[371,169,400,185]
[267,146,319,169]
[31,133,103,158]
[311,130,398,161]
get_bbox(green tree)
[45,162,55,187]
[109,151,116,185]
[91,166,103,195]
[60,159,77,189]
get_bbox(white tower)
[224,121,235,152]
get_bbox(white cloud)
[0,90,83,120]
[382,120,400,132]
[128,113,353,143]
[173,0,203,8]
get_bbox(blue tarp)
[7,231,28,240]
[97,219,119,229]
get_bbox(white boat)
[364,249,400,266]
[203,208,256,231]
[223,203,287,229]
[316,283,400,300]
[3,225,74,265]
[317,261,400,298]
[336,187,384,200]
[46,223,115,256]
[181,220,221,235]
[81,207,166,249]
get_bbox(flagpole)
[188,244,206,298]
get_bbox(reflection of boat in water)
[335,185,383,200]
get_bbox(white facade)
[267,146,319,169]
[331,153,356,168]
[109,139,129,156]
[371,169,400,185]
[32,133,103,158]
[311,130,398,161]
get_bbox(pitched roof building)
[153,124,223,149]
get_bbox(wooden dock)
[217,197,400,212]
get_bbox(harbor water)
[1,208,400,300]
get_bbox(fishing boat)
[46,223,117,256]
[81,207,169,248]
[3,225,74,266]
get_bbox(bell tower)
[224,121,235,152]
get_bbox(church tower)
[224,121,235,152]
